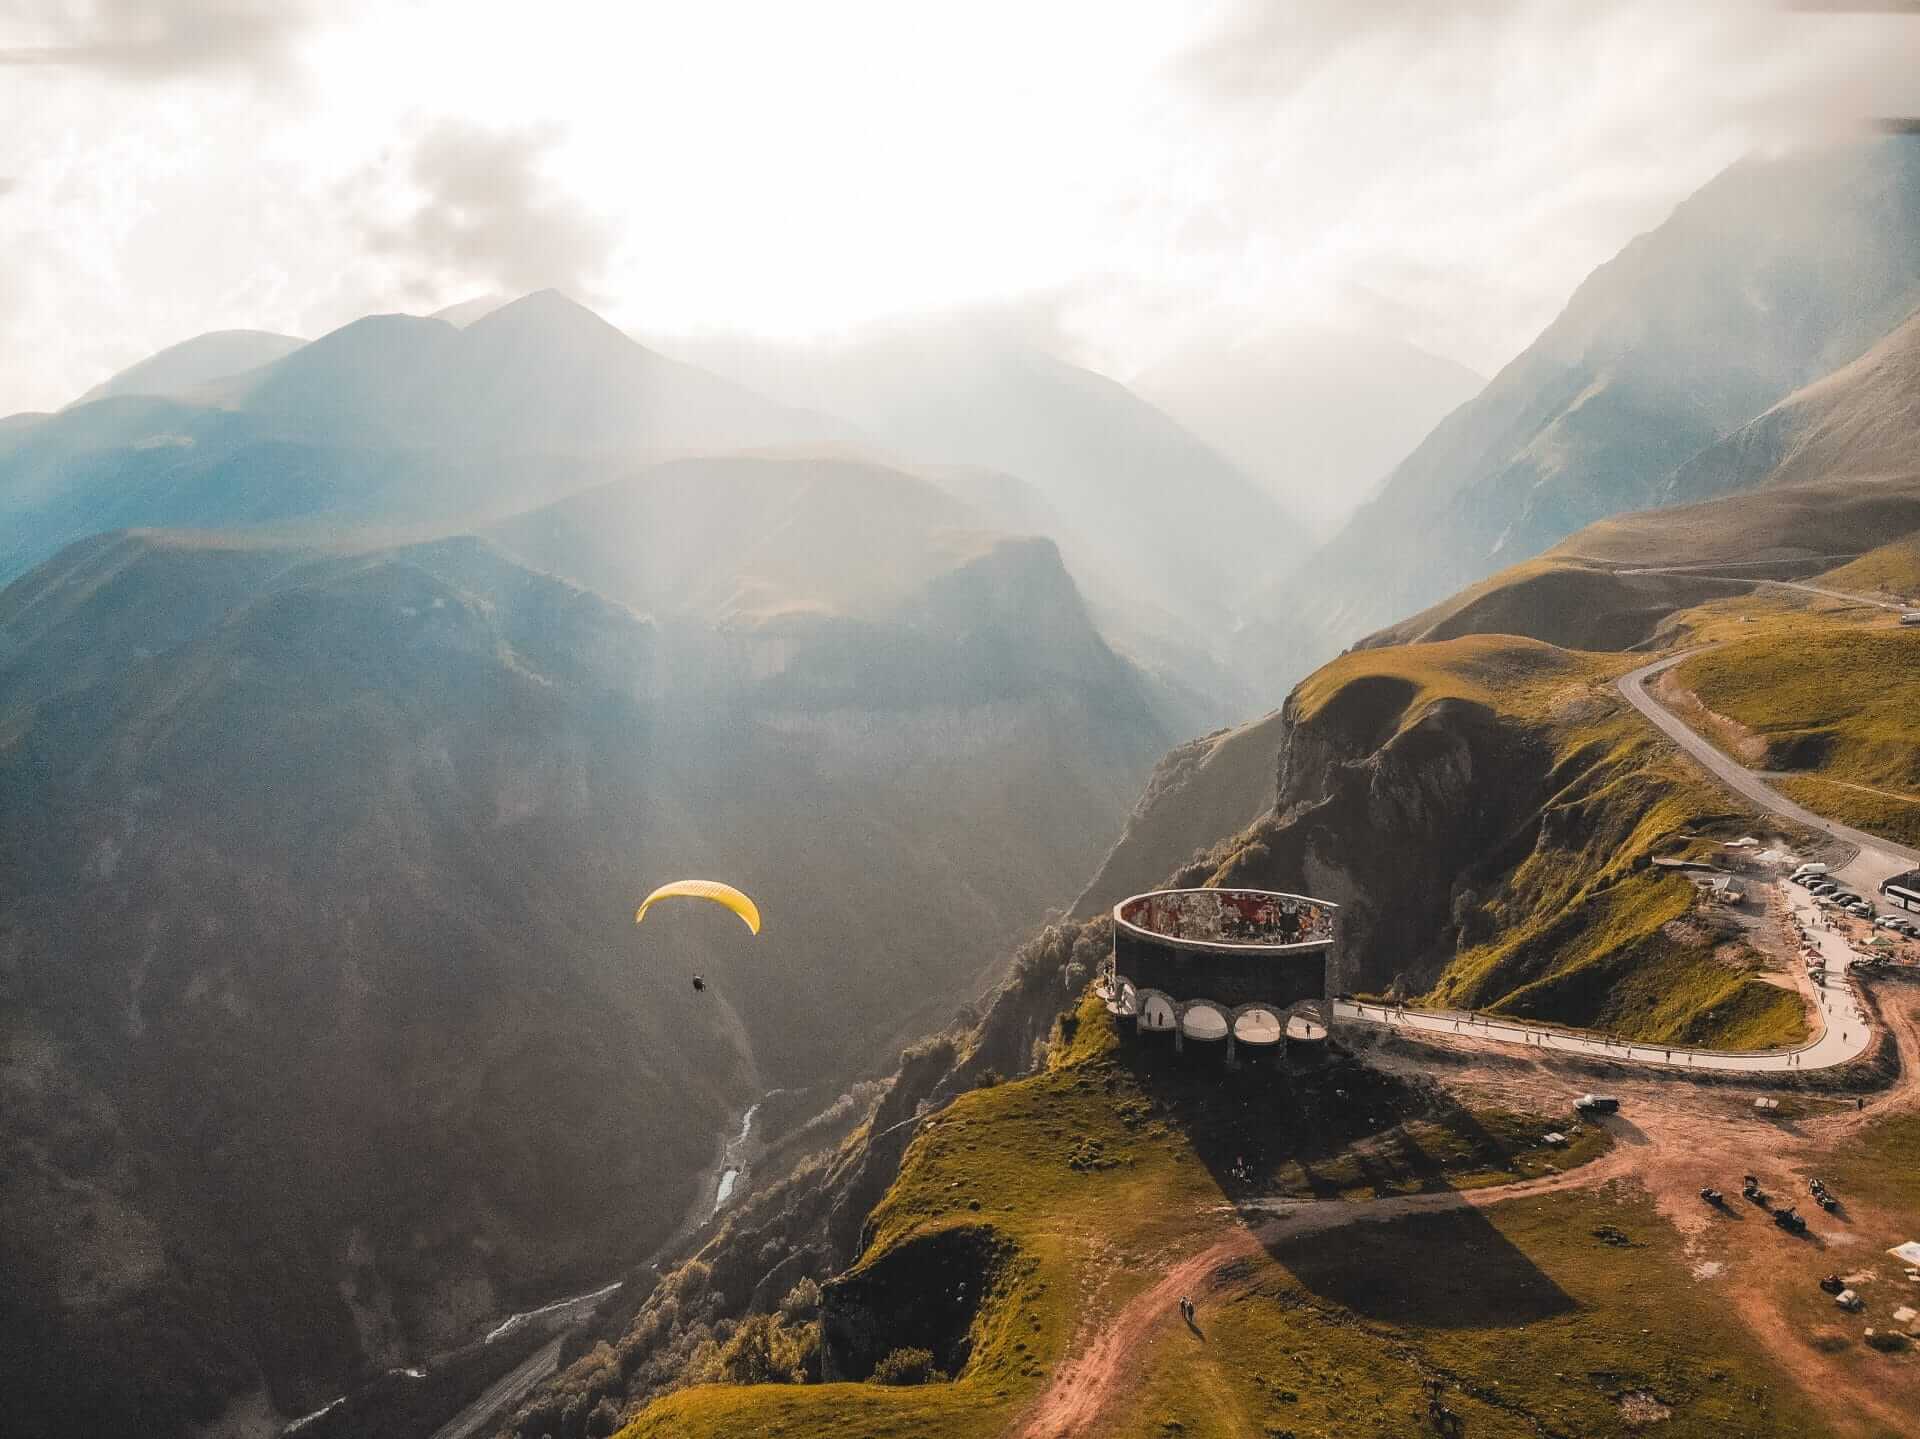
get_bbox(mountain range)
[9,130,1920,1439]
[0,518,1170,1434]
[1132,328,1485,537]
[1244,134,1920,689]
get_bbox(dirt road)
[1011,1144,1641,1438]
[1013,992,1920,1439]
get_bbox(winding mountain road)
[1338,609,1920,1073]
[1617,649,1920,888]
[1613,562,1910,616]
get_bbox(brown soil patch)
[1651,669,1769,767]
[1012,993,1920,1439]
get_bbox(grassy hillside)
[1818,530,1920,599]
[1668,621,1920,846]
[1361,557,1739,654]
[611,995,1817,1439]
[1198,636,1810,1048]
[1359,476,1920,666]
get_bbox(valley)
[5,71,1920,1439]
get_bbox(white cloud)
[0,1,330,81]
[353,120,618,305]
[0,0,1917,413]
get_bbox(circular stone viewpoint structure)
[1102,888,1338,1060]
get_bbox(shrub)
[779,1276,821,1319]
[868,1346,946,1386]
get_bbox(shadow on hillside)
[1114,1032,1425,1195]
[1114,1028,1576,1328]
[1262,1200,1577,1329]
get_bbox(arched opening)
[1138,991,1177,1032]
[1285,1000,1330,1045]
[1180,1002,1229,1042]
[1231,1005,1284,1046]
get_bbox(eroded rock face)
[1219,696,1551,996]
[819,1224,1009,1383]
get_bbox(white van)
[1793,863,1830,879]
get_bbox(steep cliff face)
[1180,637,1804,1048]
[1211,686,1552,996]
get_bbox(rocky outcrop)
[1215,694,1552,996]
[819,1225,1007,1382]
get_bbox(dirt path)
[1014,997,1920,1439]
[1010,1144,1639,1439]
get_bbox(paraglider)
[635,881,761,995]
[634,880,761,935]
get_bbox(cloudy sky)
[1,0,1916,415]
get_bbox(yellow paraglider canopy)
[634,880,762,935]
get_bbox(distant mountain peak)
[468,287,617,334]
[69,328,307,409]
[428,292,515,327]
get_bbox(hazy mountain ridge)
[0,523,1169,1436]
[658,326,1300,635]
[224,293,846,458]
[0,293,849,588]
[1134,329,1486,537]
[485,452,1000,625]
[1662,301,1920,503]
[1244,134,1920,689]
[70,329,308,409]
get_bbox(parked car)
[1849,902,1875,919]
[1574,1094,1621,1115]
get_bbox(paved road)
[430,1337,564,1439]
[1615,562,1910,614]
[1337,619,1919,1073]
[1333,960,1869,1073]
[1617,650,1920,892]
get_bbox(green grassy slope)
[1206,637,1811,1049]
[1670,620,1920,847]
[1359,475,1920,662]
[617,997,1819,1439]
[1819,530,1920,598]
